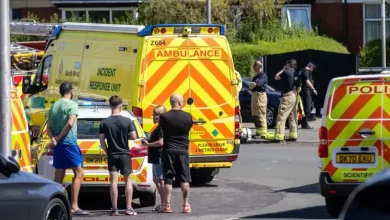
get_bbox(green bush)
[232,36,350,76]
[359,38,390,67]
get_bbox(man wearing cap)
[47,82,89,216]
[249,60,268,138]
[300,61,317,129]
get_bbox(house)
[10,0,384,54]
[9,0,140,22]
[283,0,385,54]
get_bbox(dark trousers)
[301,92,313,120]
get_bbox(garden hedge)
[359,38,390,67]
[231,36,349,76]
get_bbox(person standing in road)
[142,105,167,212]
[99,95,138,216]
[300,61,318,129]
[249,60,268,138]
[274,59,299,142]
[47,82,89,216]
[159,94,193,213]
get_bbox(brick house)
[10,0,386,54]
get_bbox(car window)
[78,118,141,139]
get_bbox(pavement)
[243,117,322,144]
[73,138,333,220]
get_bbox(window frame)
[34,55,53,87]
[281,4,312,31]
[363,3,390,44]
[60,7,138,23]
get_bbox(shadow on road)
[242,205,333,219]
[276,183,320,194]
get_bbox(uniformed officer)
[274,59,299,142]
[300,61,317,129]
[249,60,268,138]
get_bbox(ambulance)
[21,22,241,183]
[318,68,390,217]
[10,85,35,173]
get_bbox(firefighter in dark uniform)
[274,59,299,142]
[300,61,317,129]
[249,60,268,138]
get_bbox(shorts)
[162,152,191,184]
[53,143,83,169]
[152,158,164,180]
[108,154,132,175]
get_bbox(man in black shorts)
[159,94,193,213]
[99,95,137,216]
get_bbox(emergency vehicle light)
[78,101,128,107]
[137,24,225,37]
[62,22,145,34]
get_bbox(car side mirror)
[22,75,34,94]
[340,169,390,220]
[144,132,150,141]
[0,154,20,177]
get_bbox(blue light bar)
[44,25,62,51]
[78,101,128,106]
[137,24,225,37]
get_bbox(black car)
[239,77,281,128]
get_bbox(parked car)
[0,153,71,220]
[35,102,156,207]
[239,77,315,128]
[339,168,390,220]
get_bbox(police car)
[36,102,156,207]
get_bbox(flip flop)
[72,209,89,215]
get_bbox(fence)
[263,49,357,116]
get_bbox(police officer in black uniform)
[300,61,317,129]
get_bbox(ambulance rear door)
[187,35,235,156]
[140,36,190,133]
[324,76,384,183]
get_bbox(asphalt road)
[74,125,333,220]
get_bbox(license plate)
[84,155,108,164]
[336,153,375,164]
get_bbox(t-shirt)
[148,125,163,164]
[251,72,268,92]
[280,67,295,94]
[159,110,193,155]
[300,69,313,93]
[99,115,136,155]
[48,98,78,146]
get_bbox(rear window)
[77,119,140,139]
[329,82,383,120]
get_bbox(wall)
[10,0,54,8]
[311,3,363,54]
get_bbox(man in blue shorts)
[47,82,89,216]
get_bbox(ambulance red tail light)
[161,28,166,34]
[235,107,240,139]
[42,143,55,156]
[132,107,143,128]
[130,145,148,158]
[208,28,213,33]
[318,126,329,158]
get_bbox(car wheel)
[44,198,69,220]
[325,196,347,218]
[140,190,157,207]
[267,106,276,128]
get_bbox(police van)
[318,68,390,217]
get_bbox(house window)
[281,5,312,31]
[61,8,137,23]
[364,4,390,44]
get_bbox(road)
[74,121,333,220]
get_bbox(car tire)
[43,198,69,220]
[267,106,277,128]
[191,169,215,183]
[325,196,347,218]
[140,190,157,207]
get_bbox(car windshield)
[77,119,102,139]
[242,76,276,92]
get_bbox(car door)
[0,173,30,220]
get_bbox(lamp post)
[381,0,386,67]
